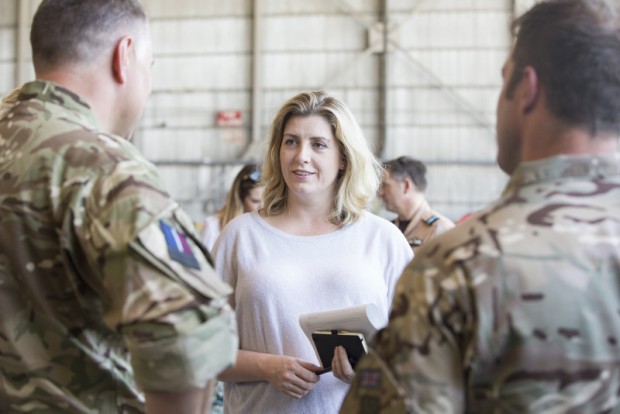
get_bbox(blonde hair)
[0,87,21,118]
[262,91,382,226]
[218,163,263,228]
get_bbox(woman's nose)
[294,142,310,163]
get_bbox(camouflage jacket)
[0,81,238,413]
[342,153,620,414]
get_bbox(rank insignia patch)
[160,221,200,270]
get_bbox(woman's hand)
[262,354,321,399]
[331,346,355,384]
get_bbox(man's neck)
[522,123,618,163]
[398,195,426,221]
[36,66,117,135]
[521,100,618,163]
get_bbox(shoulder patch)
[341,348,409,413]
[159,220,200,270]
[360,369,382,388]
[425,215,439,226]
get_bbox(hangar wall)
[0,0,517,222]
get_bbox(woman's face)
[242,185,264,212]
[279,115,342,205]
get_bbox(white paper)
[299,303,384,365]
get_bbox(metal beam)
[331,0,374,29]
[388,0,432,36]
[152,159,251,167]
[377,0,388,158]
[239,0,265,159]
[250,0,264,145]
[16,0,32,86]
[391,42,494,132]
[322,0,390,158]
[320,46,375,90]
[384,0,495,133]
[325,0,494,154]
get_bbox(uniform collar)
[503,153,620,195]
[18,80,100,130]
[398,198,432,225]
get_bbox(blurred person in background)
[378,156,454,251]
[201,163,264,252]
[200,162,263,414]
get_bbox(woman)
[201,163,264,414]
[201,163,264,251]
[213,91,413,413]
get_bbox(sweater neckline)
[250,211,359,240]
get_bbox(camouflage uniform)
[342,153,620,414]
[0,81,238,413]
[392,199,454,251]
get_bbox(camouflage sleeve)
[122,210,238,393]
[65,151,238,393]
[341,260,476,413]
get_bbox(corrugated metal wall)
[0,0,516,223]
[381,0,511,220]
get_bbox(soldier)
[0,1,237,413]
[341,0,620,412]
[378,156,454,251]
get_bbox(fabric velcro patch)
[360,369,381,388]
[360,396,380,414]
[160,220,200,270]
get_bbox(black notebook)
[311,330,368,370]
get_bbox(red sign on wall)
[216,110,243,127]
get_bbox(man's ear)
[112,36,133,84]
[402,177,413,194]
[520,66,539,114]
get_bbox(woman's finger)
[335,346,355,384]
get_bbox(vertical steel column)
[16,0,31,86]
[251,0,264,145]
[377,0,388,158]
